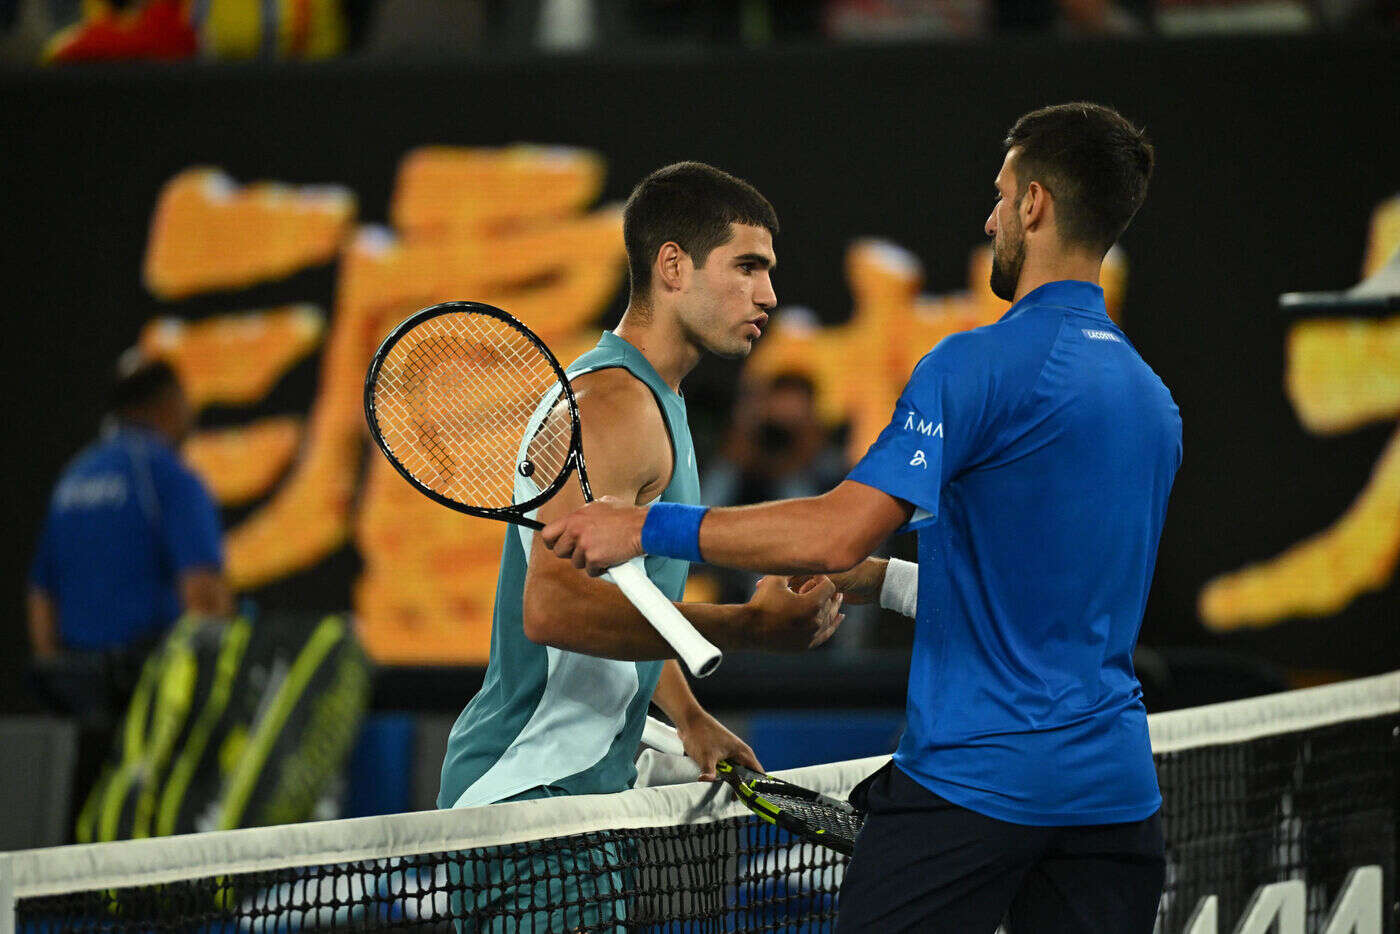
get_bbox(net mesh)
[370,312,574,510]
[16,820,843,933]
[7,673,1397,934]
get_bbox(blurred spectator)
[11,0,1394,65]
[27,350,229,726]
[40,0,348,64]
[42,0,195,62]
[702,372,848,519]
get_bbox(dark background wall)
[3,36,1397,711]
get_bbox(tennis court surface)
[3,671,1394,933]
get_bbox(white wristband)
[879,558,918,618]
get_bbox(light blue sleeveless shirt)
[438,331,701,808]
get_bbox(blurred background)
[1,0,1396,849]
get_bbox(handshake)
[541,497,897,653]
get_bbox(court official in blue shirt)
[544,102,1178,932]
[28,355,230,717]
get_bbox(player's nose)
[985,209,997,237]
[755,274,777,311]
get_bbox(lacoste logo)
[1082,329,1121,343]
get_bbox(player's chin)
[708,337,756,360]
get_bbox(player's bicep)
[567,371,668,506]
[525,373,667,600]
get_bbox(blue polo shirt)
[29,423,224,651]
[848,280,1181,826]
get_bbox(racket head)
[364,301,583,526]
[716,760,864,856]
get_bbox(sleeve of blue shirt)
[153,457,224,574]
[846,334,992,532]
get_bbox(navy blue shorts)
[836,762,1164,934]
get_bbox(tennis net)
[2,671,1395,933]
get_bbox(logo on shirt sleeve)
[1082,328,1122,343]
[902,412,943,437]
[55,475,128,510]
[909,450,928,468]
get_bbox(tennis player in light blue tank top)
[434,163,843,932]
[438,331,702,809]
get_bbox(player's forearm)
[696,496,868,575]
[523,573,754,659]
[651,660,706,727]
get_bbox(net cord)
[1,758,885,902]
[0,854,12,934]
[2,670,1395,921]
[1147,669,1397,754]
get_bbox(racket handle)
[603,558,723,678]
[642,716,686,755]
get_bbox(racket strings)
[371,313,573,509]
[761,792,864,836]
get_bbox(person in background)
[28,350,229,724]
[701,372,865,637]
[703,371,847,518]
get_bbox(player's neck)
[614,306,701,392]
[1012,251,1102,304]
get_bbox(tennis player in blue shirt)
[543,102,1180,932]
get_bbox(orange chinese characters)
[1200,197,1400,629]
[141,147,626,664]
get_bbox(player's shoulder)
[570,367,668,436]
[909,323,1004,384]
[570,365,658,405]
[917,310,1061,374]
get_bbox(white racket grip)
[603,557,723,677]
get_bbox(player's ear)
[1022,181,1049,232]
[655,241,689,294]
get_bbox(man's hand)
[675,708,763,782]
[792,557,888,605]
[541,497,647,576]
[745,575,844,650]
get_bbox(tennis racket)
[716,760,866,856]
[363,301,723,677]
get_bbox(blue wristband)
[640,503,709,564]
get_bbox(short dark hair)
[623,162,779,303]
[1004,102,1154,255]
[111,353,180,413]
